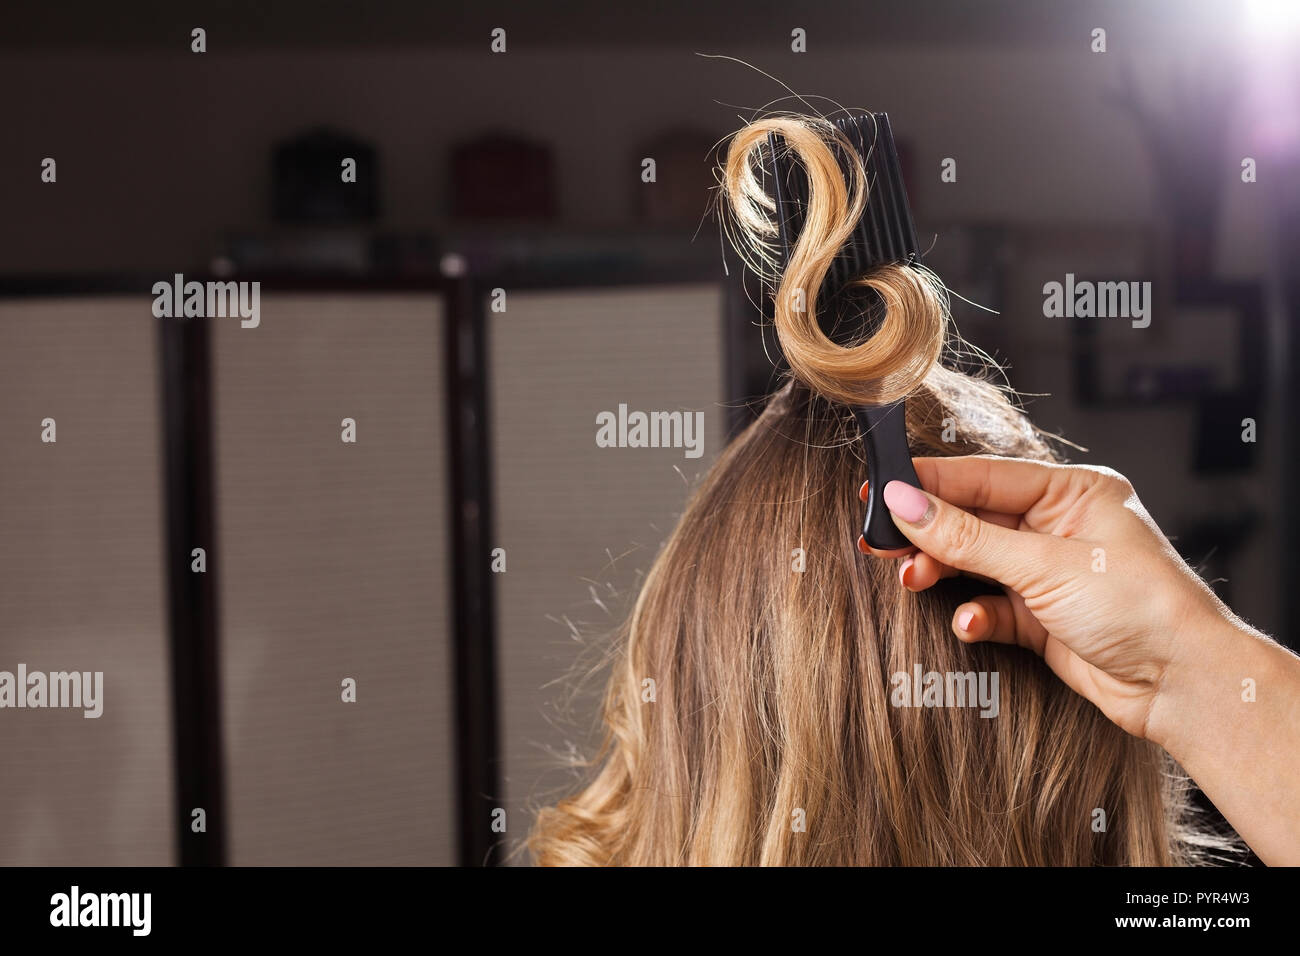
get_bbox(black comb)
[765,111,924,551]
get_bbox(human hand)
[859,456,1235,743]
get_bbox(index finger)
[911,455,1074,525]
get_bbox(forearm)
[1150,614,1300,865]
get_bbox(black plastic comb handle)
[853,402,921,551]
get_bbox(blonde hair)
[720,115,945,406]
[529,113,1228,866]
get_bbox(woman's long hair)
[529,114,1225,865]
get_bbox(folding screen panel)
[488,283,725,863]
[211,293,455,865]
[0,297,172,865]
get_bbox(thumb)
[881,479,1064,593]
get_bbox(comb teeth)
[766,112,920,297]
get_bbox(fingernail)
[856,535,869,554]
[883,480,935,527]
[957,608,975,632]
[858,480,870,502]
[899,556,915,588]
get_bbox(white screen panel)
[0,297,172,865]
[489,283,725,863]
[212,293,454,865]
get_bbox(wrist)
[1147,608,1270,758]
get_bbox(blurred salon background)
[1,0,1297,866]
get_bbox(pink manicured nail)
[899,556,915,588]
[957,609,975,632]
[883,480,934,526]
